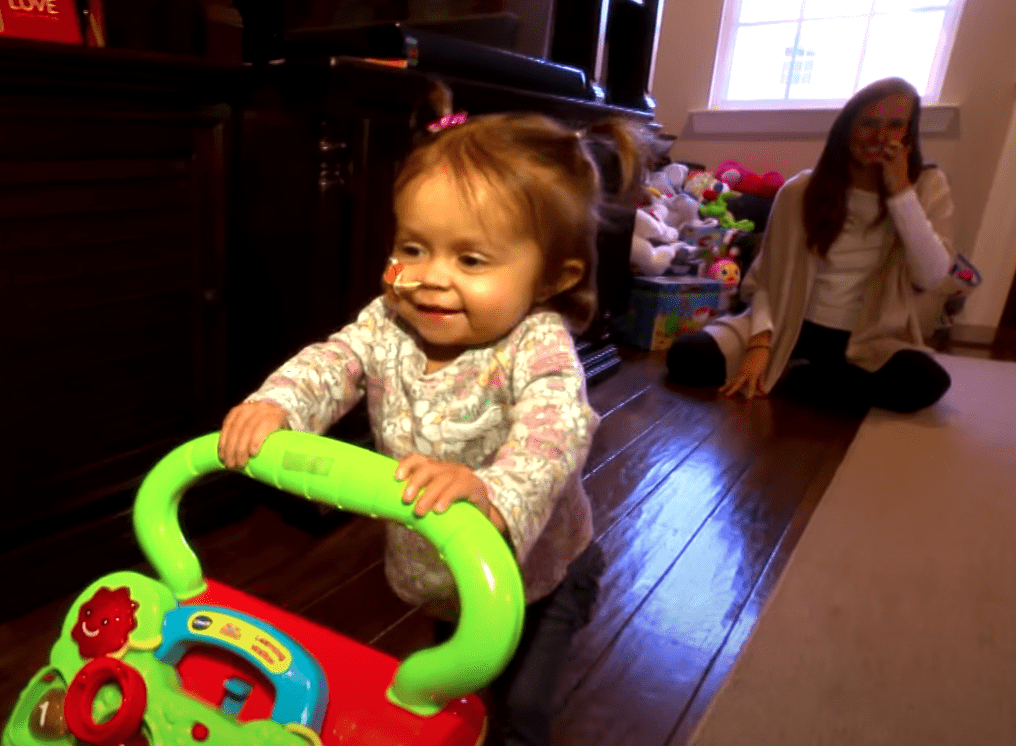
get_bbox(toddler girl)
[218,112,641,746]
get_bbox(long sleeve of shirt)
[473,323,599,565]
[245,304,378,433]
[886,167,955,291]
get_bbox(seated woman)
[667,77,953,413]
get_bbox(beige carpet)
[689,354,1016,746]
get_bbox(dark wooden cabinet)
[0,41,234,615]
[227,59,428,396]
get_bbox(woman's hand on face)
[395,455,507,532]
[218,400,289,469]
[719,347,771,399]
[880,139,912,196]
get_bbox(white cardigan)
[705,167,955,392]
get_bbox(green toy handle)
[132,430,525,716]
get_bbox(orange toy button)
[29,688,69,738]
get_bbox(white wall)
[649,0,1016,329]
[961,94,1016,327]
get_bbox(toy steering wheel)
[64,657,147,746]
[132,431,525,717]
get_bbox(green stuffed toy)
[699,190,755,233]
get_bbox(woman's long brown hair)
[803,77,924,257]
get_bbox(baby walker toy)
[2,430,525,746]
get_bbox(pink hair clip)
[427,111,468,133]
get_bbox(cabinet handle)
[318,135,349,191]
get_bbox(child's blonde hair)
[393,112,643,333]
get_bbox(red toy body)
[177,580,487,746]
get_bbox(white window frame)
[686,103,959,138]
[708,0,968,111]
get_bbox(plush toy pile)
[630,159,784,293]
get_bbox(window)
[709,0,967,109]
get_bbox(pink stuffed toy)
[715,160,784,199]
[707,257,740,288]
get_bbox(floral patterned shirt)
[247,297,598,619]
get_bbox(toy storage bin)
[618,275,722,351]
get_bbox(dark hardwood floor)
[2,329,1013,745]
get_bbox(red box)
[1,0,83,45]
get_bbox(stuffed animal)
[647,171,679,203]
[707,257,740,288]
[663,241,698,276]
[667,192,700,231]
[715,159,784,199]
[635,204,680,244]
[639,167,703,231]
[631,202,683,276]
[663,162,689,193]
[684,170,726,201]
[630,234,678,276]
[699,190,756,233]
[638,180,702,232]
[698,230,743,311]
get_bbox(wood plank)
[0,178,191,220]
[238,516,387,613]
[16,263,192,315]
[188,492,351,592]
[553,402,858,746]
[585,383,705,481]
[556,395,769,709]
[369,606,437,661]
[665,416,859,745]
[585,354,653,417]
[298,562,417,643]
[585,392,720,534]
[12,235,194,287]
[3,209,192,255]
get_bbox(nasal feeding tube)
[384,258,422,292]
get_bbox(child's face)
[390,167,545,362]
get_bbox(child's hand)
[395,455,507,531]
[218,400,289,469]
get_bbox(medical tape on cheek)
[384,259,422,292]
